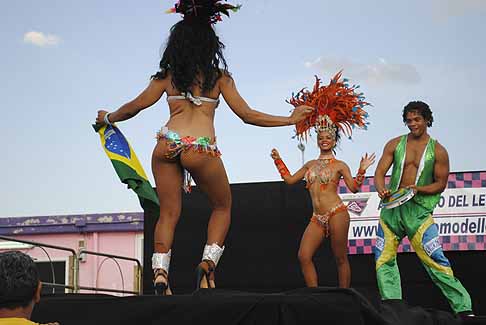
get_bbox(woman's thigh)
[299,222,326,259]
[151,140,184,218]
[329,211,350,257]
[180,151,231,210]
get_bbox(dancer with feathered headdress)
[95,0,313,295]
[270,71,375,288]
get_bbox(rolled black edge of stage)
[32,288,475,325]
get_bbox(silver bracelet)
[103,112,112,125]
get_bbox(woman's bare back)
[163,74,226,139]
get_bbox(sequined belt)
[310,202,347,237]
[156,127,221,193]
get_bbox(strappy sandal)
[154,268,172,295]
[195,259,215,289]
[152,250,172,295]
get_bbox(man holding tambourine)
[373,101,475,320]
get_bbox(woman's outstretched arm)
[219,74,313,127]
[96,78,168,125]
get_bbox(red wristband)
[274,159,290,178]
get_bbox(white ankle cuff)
[202,243,224,267]
[152,250,171,274]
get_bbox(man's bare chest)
[404,141,429,168]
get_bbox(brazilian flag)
[93,124,159,215]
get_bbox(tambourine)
[379,187,415,209]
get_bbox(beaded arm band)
[353,168,366,188]
[103,112,112,126]
[274,158,290,178]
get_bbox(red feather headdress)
[166,0,241,24]
[287,71,371,141]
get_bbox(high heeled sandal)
[154,268,172,295]
[195,243,225,290]
[152,250,171,295]
[195,260,215,289]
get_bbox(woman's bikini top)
[167,92,220,108]
[304,158,340,189]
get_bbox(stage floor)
[32,287,482,325]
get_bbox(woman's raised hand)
[270,148,281,160]
[96,110,109,125]
[359,152,376,171]
[289,105,314,124]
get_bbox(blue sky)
[1,0,486,217]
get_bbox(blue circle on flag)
[104,125,131,159]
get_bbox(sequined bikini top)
[167,92,220,107]
[305,157,340,190]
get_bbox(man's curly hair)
[402,101,434,127]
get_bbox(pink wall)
[1,231,143,296]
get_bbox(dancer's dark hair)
[152,0,236,94]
